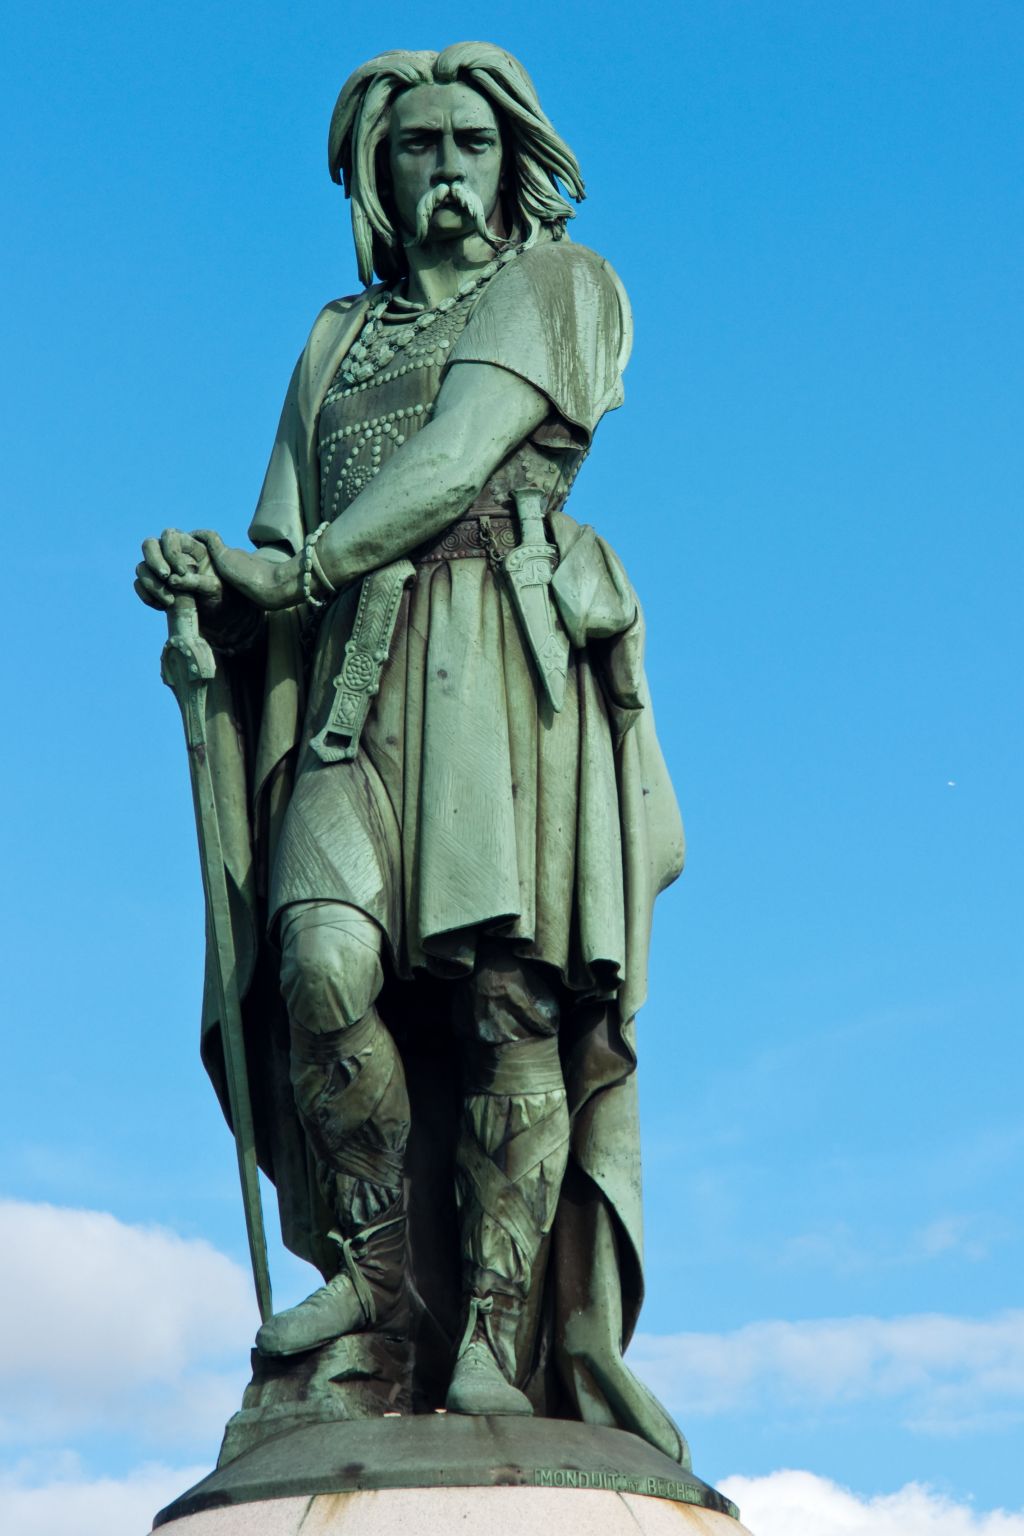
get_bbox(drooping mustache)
[406,181,497,248]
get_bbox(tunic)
[269,238,639,994]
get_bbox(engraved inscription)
[533,1468,707,1504]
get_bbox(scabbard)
[502,489,570,713]
[310,558,416,763]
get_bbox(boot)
[445,1291,533,1415]
[256,1200,407,1357]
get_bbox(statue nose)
[432,135,465,185]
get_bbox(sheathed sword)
[502,487,570,712]
[161,593,273,1324]
[310,558,416,763]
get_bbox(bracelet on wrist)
[301,522,336,610]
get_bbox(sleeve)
[247,293,374,553]
[447,240,633,444]
[247,353,307,554]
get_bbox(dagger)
[502,487,570,713]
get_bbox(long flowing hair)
[327,43,586,286]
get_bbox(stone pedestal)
[153,1485,751,1534]
[152,1417,750,1535]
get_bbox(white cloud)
[721,1470,1024,1536]
[629,1311,1024,1432]
[0,1199,253,1449]
[0,1460,207,1536]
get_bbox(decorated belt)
[414,510,516,564]
[310,509,529,765]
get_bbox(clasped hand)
[134,529,303,613]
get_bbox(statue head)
[328,43,585,287]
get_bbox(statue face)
[387,82,503,243]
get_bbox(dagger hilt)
[512,486,550,547]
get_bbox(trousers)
[279,900,571,1305]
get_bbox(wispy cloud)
[0,1198,253,1450]
[777,1213,995,1275]
[721,1470,1024,1536]
[908,1216,991,1264]
[629,1310,1024,1433]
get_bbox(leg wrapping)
[456,947,571,1310]
[280,901,410,1232]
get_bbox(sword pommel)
[161,594,216,695]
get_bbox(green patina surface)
[138,40,719,1522]
[155,1418,740,1526]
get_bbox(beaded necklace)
[342,241,527,385]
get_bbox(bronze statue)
[137,41,687,1471]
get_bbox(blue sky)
[1,2,1022,1532]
